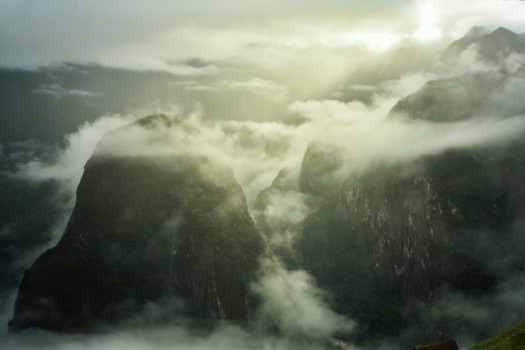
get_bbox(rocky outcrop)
[9,115,265,331]
[340,162,453,300]
[295,138,525,341]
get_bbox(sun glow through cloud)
[413,0,443,42]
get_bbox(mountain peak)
[489,26,518,38]
[440,25,524,64]
[465,26,489,38]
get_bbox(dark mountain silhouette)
[9,115,265,331]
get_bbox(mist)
[1,322,336,350]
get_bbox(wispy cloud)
[33,83,103,100]
[252,259,355,339]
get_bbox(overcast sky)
[1,0,525,72]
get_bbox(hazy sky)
[1,0,525,71]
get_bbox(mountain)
[285,29,525,346]
[391,27,525,122]
[440,27,525,63]
[294,128,525,347]
[389,71,505,122]
[8,115,265,331]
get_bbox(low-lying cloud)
[0,322,337,350]
[252,259,354,340]
[14,114,135,202]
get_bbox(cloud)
[15,60,521,255]
[221,78,289,101]
[164,59,220,76]
[257,188,311,251]
[409,262,525,348]
[441,44,492,74]
[169,80,220,92]
[252,259,354,340]
[2,0,524,73]
[412,0,443,42]
[425,273,525,345]
[439,0,525,38]
[13,114,135,198]
[171,77,288,101]
[33,83,103,100]
[86,112,301,207]
[380,71,438,97]
[435,42,525,77]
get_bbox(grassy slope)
[469,323,525,350]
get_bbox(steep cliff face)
[293,26,525,337]
[339,145,525,297]
[341,163,453,300]
[299,142,343,196]
[171,161,264,320]
[295,140,525,340]
[9,116,265,331]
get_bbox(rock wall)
[9,151,264,331]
